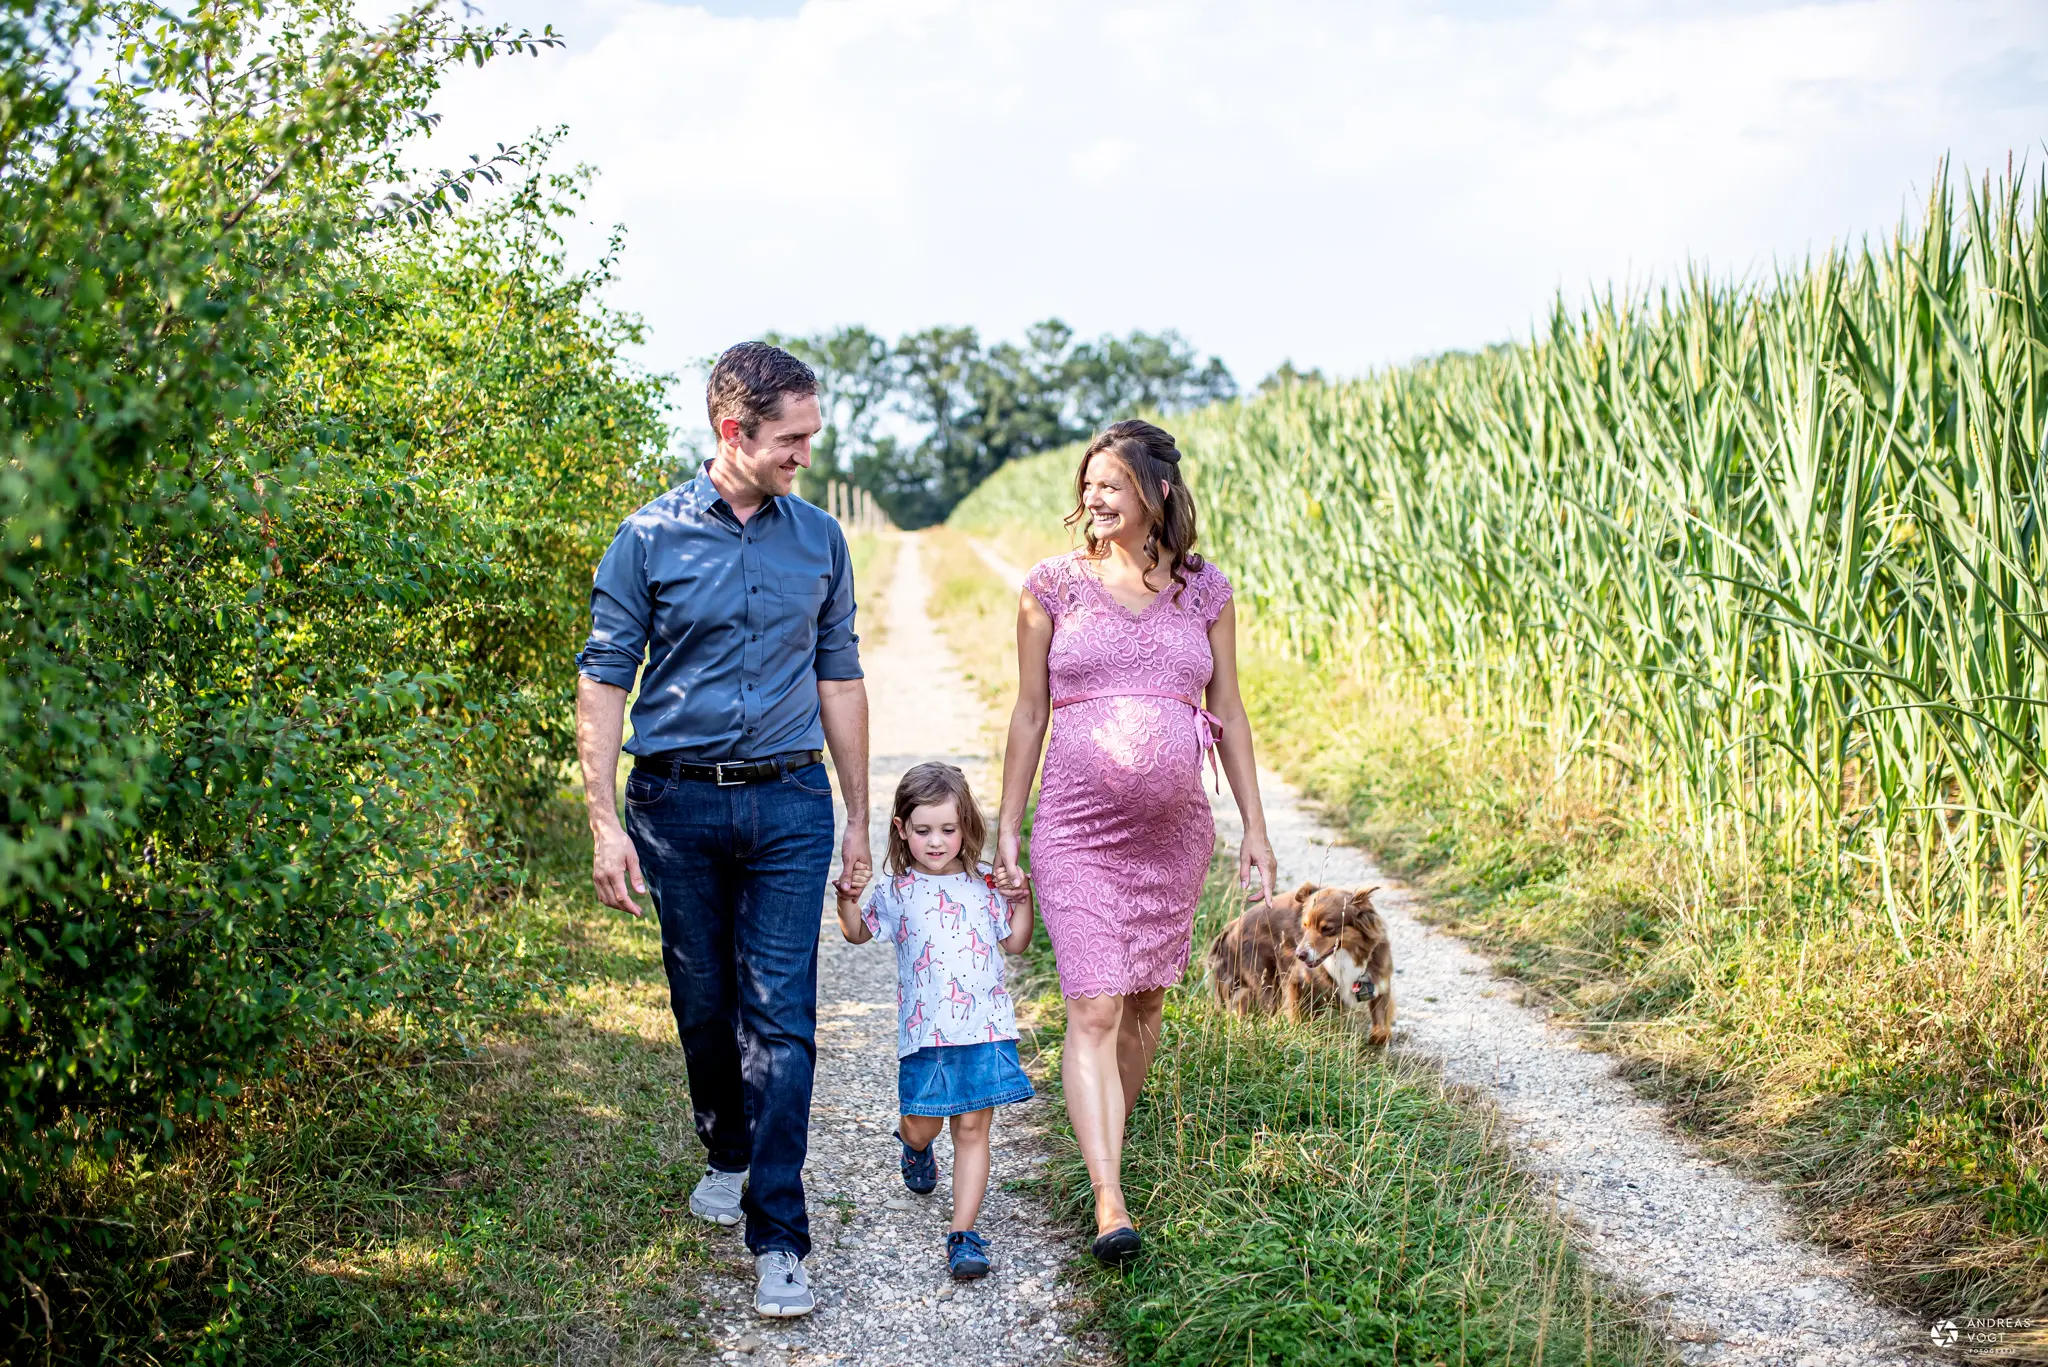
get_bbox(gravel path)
[968,536,1939,1367]
[690,534,1108,1367]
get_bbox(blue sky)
[419,0,2048,421]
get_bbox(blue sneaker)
[947,1229,991,1279]
[898,1130,938,1194]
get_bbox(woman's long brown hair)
[1065,419,1203,604]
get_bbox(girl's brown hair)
[885,761,987,876]
[1065,419,1203,603]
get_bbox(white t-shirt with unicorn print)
[860,864,1019,1059]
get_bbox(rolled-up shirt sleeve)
[813,526,863,681]
[575,521,651,690]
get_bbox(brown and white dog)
[1207,881,1396,1045]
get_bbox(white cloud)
[420,0,2048,412]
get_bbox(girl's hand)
[994,828,1028,903]
[835,859,875,943]
[999,886,1034,955]
[1238,829,1277,904]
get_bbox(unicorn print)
[858,865,1021,1059]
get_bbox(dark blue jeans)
[625,758,836,1259]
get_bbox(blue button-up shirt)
[575,463,862,761]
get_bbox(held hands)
[993,827,1031,906]
[836,818,873,900]
[832,818,874,942]
[834,848,873,944]
[837,855,873,909]
[1238,828,1278,905]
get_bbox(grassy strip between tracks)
[1009,865,1671,1367]
[923,537,1670,1367]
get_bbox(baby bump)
[1040,697,1205,814]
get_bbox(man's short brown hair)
[707,341,819,441]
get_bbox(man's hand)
[835,852,873,921]
[576,678,647,918]
[836,819,872,899]
[592,820,647,918]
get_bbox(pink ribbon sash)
[1050,689,1224,792]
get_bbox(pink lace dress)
[1024,552,1233,998]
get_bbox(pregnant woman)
[994,419,1278,1265]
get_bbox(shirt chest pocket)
[777,572,830,650]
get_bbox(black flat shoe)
[1091,1226,1141,1266]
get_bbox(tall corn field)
[1182,167,2048,942]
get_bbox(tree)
[765,325,894,500]
[961,319,1086,479]
[760,318,1237,526]
[887,325,982,525]
[1071,328,1238,428]
[1258,359,1327,394]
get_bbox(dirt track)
[687,534,1106,1367]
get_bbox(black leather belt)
[633,749,825,787]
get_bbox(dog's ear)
[1350,886,1381,916]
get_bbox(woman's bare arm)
[996,588,1055,895]
[1206,600,1276,902]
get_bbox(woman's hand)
[995,826,1030,903]
[1238,828,1277,904]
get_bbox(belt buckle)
[713,761,746,787]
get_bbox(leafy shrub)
[0,2,667,1343]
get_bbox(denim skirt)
[898,1040,1035,1117]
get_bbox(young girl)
[835,761,1034,1280]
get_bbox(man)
[575,341,871,1319]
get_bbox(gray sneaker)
[688,1168,746,1226]
[754,1250,814,1318]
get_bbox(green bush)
[0,2,667,1341]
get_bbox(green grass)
[846,530,897,645]
[36,814,727,1366]
[1012,864,1671,1367]
[1234,652,2048,1316]
[948,444,1081,542]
